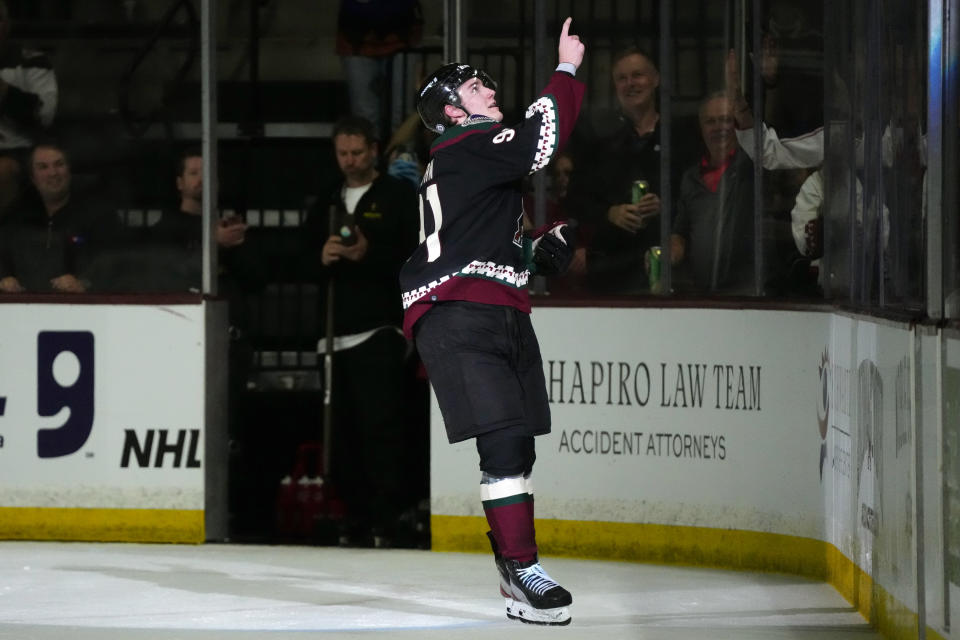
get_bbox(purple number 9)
[37,331,95,458]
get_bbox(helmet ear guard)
[417,63,498,133]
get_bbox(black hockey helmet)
[416,63,498,133]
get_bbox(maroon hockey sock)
[481,477,537,563]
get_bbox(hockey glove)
[524,221,575,275]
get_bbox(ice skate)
[502,557,572,626]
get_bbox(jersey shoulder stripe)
[431,120,502,154]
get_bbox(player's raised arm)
[558,17,585,70]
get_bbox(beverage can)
[648,245,662,294]
[631,180,649,204]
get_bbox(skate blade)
[504,599,571,626]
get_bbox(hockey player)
[399,17,585,626]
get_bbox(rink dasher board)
[430,306,953,640]
[0,303,209,543]
[430,307,909,543]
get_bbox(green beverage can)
[631,179,649,204]
[648,245,662,293]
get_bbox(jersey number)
[492,128,516,144]
[419,183,443,262]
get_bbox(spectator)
[723,47,824,295]
[728,49,925,173]
[0,142,116,293]
[727,48,900,296]
[302,115,419,548]
[336,0,423,142]
[524,150,575,228]
[522,151,587,293]
[0,0,57,220]
[565,46,695,294]
[726,47,823,170]
[670,92,755,295]
[789,168,824,292]
[755,4,825,139]
[383,111,435,188]
[788,168,889,296]
[146,148,265,375]
[727,43,821,171]
[552,151,574,202]
[145,148,262,297]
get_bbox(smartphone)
[329,204,357,246]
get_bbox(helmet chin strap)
[456,103,481,123]
[449,105,496,127]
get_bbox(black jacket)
[140,208,266,329]
[304,172,418,337]
[566,111,698,294]
[0,197,119,291]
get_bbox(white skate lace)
[516,563,560,596]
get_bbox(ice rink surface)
[0,541,883,639]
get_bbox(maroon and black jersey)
[399,70,585,337]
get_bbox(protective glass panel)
[668,0,755,297]
[823,0,927,310]
[0,2,208,295]
[554,1,667,298]
[875,0,927,310]
[753,0,824,299]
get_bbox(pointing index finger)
[561,16,572,37]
